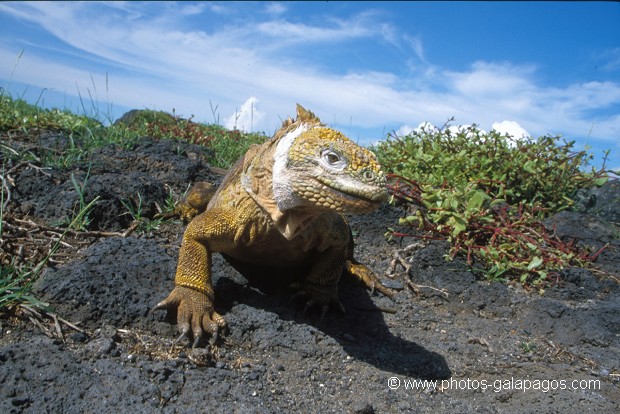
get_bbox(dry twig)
[385,241,449,298]
[19,303,85,342]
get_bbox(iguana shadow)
[211,257,452,381]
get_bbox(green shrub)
[373,124,610,288]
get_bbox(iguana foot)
[153,286,225,347]
[154,182,216,223]
[290,281,345,322]
[346,261,395,299]
[176,182,216,223]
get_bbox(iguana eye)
[324,151,340,164]
[319,149,347,171]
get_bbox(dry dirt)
[1,132,618,413]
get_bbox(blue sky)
[1,1,619,170]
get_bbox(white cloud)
[596,47,620,72]
[403,34,427,64]
[253,12,398,47]
[224,97,265,132]
[396,122,437,137]
[448,61,536,97]
[492,121,530,140]
[264,2,288,16]
[178,3,208,16]
[396,124,414,137]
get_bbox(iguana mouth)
[316,176,387,201]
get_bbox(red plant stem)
[583,244,608,261]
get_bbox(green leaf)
[594,177,608,187]
[498,243,513,251]
[450,216,467,236]
[467,191,485,211]
[527,256,543,270]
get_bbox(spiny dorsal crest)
[274,104,323,141]
[295,104,320,124]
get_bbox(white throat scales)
[272,124,310,211]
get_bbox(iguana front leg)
[296,245,347,318]
[154,208,237,347]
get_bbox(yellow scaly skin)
[155,104,393,347]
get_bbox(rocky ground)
[0,132,618,413]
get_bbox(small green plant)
[0,264,30,308]
[67,166,98,231]
[0,164,36,308]
[520,341,537,354]
[163,186,180,215]
[120,192,163,234]
[1,162,5,239]
[0,93,117,167]
[374,124,611,287]
[208,128,266,169]
[375,125,608,212]
[0,263,50,310]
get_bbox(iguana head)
[272,104,388,214]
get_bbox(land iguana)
[154,104,393,347]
